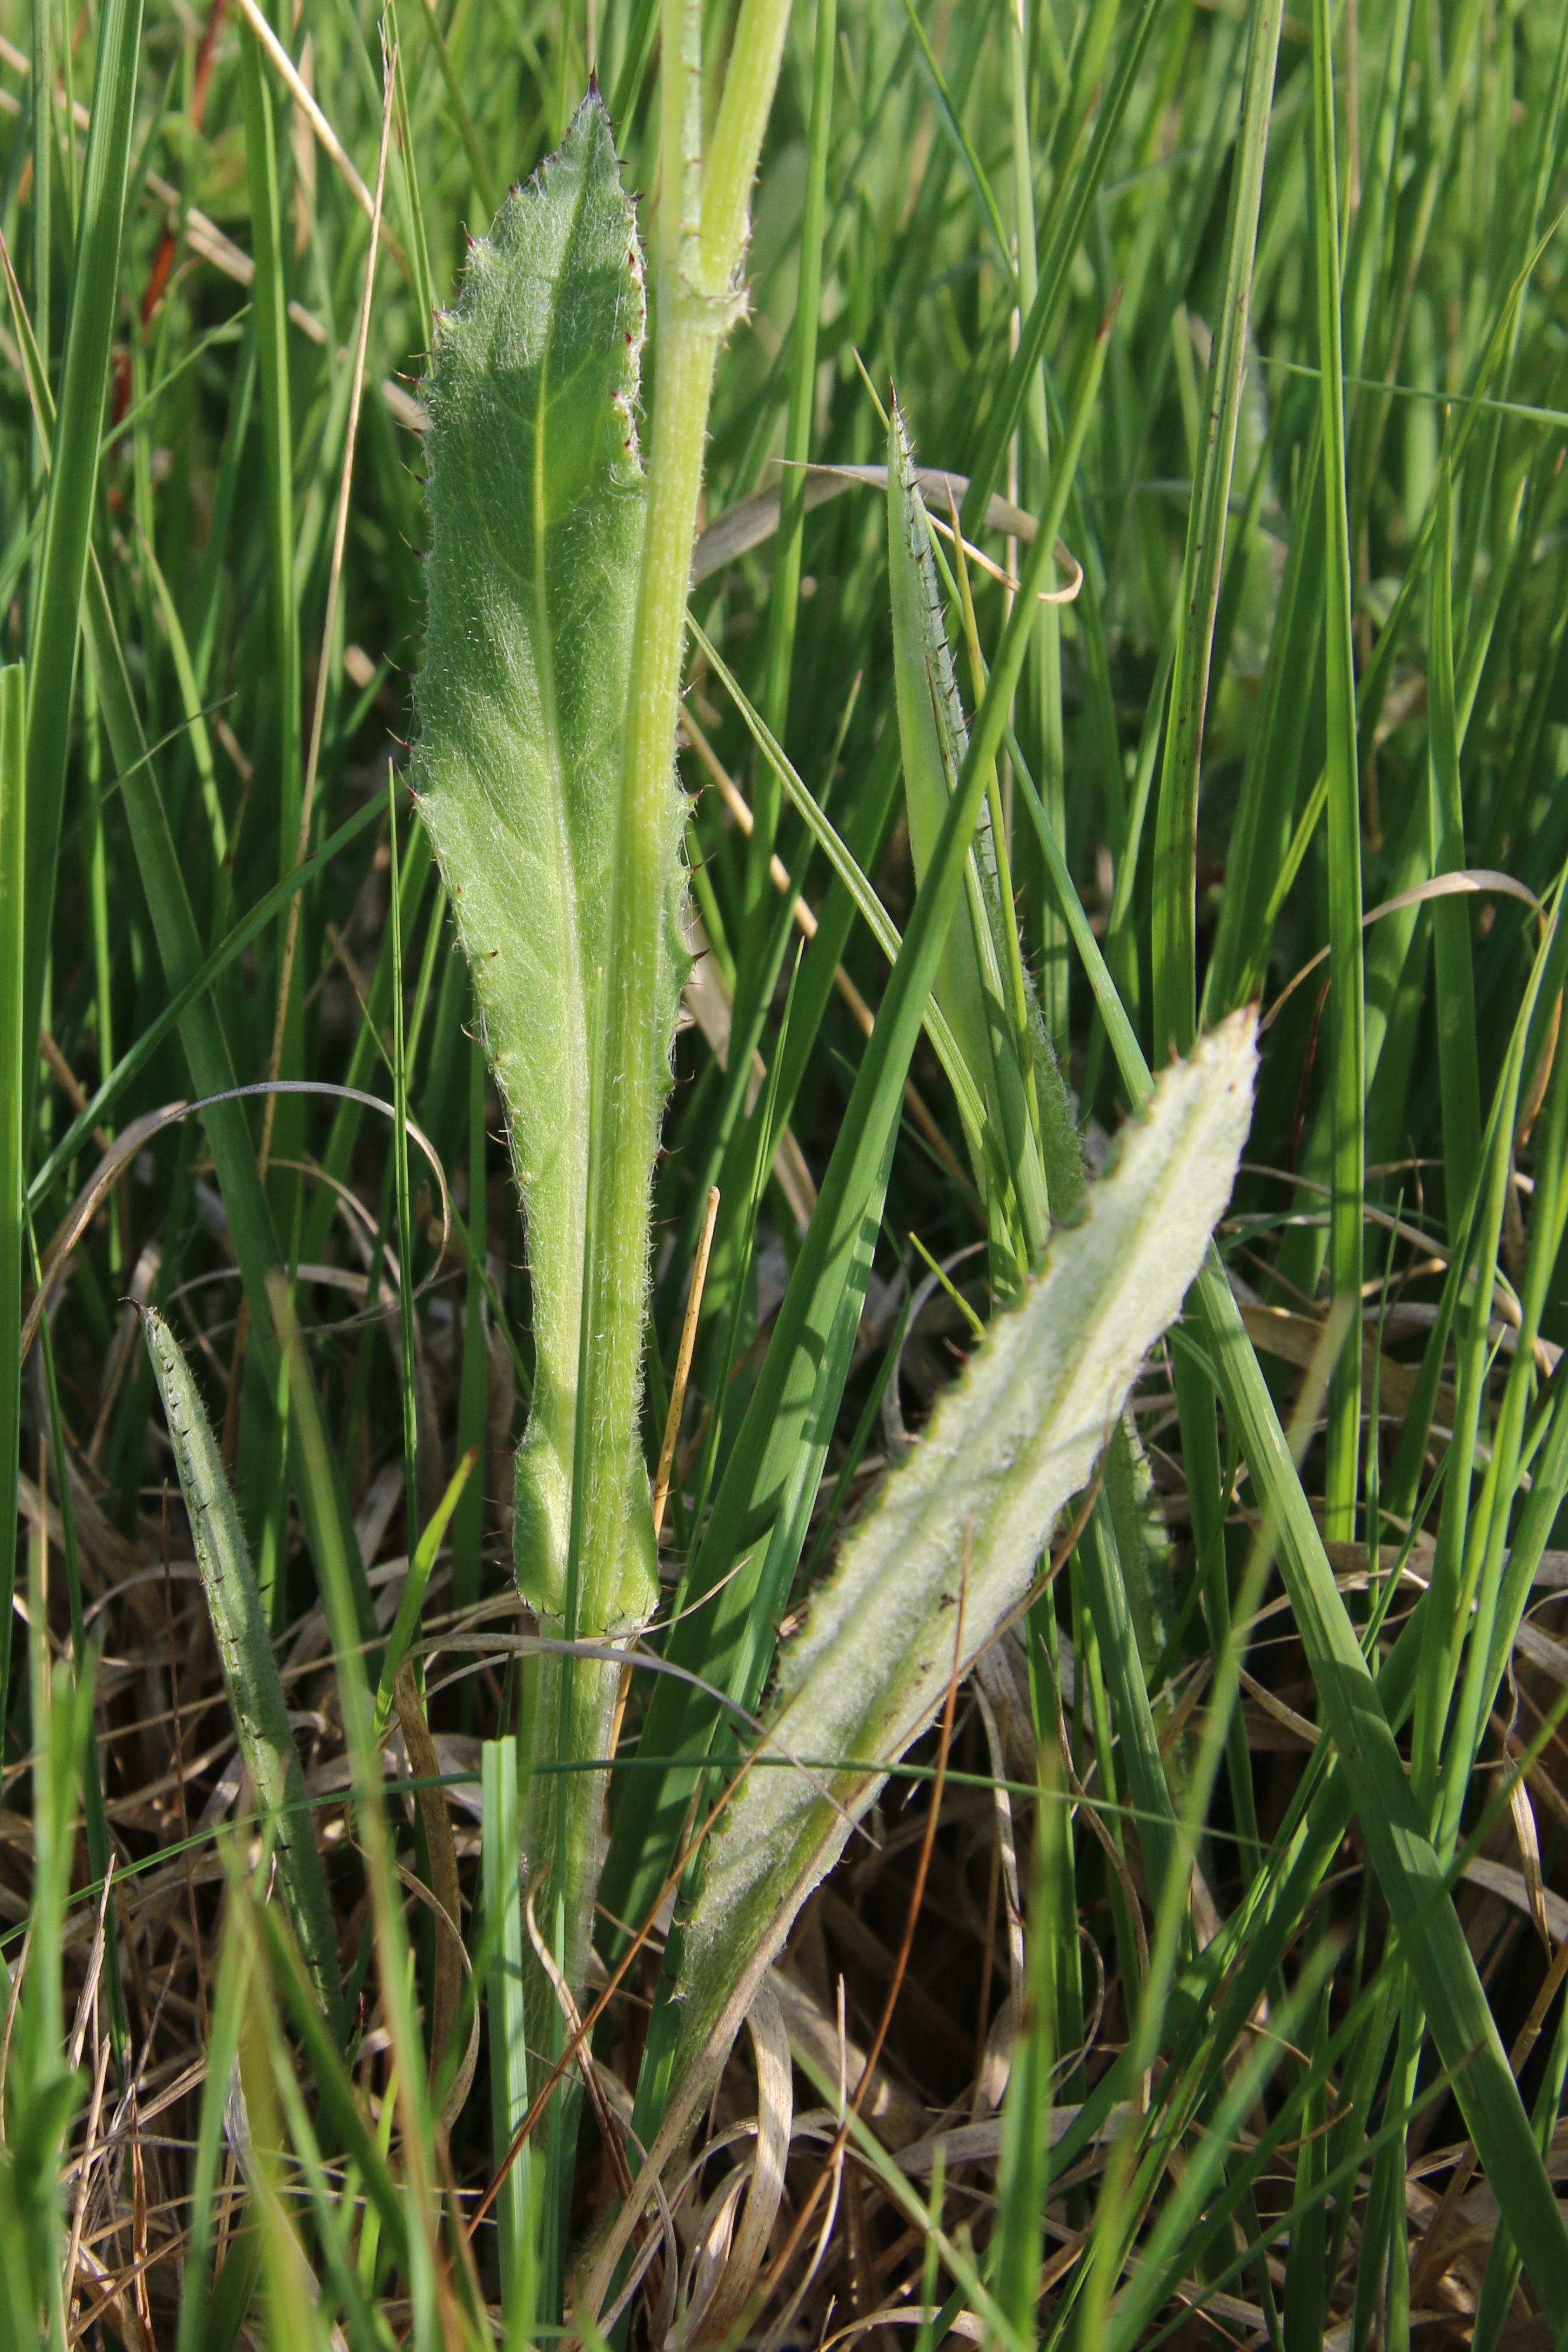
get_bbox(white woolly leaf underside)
[674,1013,1257,2069]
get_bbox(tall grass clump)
[4,0,1568,2341]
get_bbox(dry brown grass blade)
[678,701,967,1188]
[1510,1770,1553,1954]
[25,1080,453,1379]
[653,1183,721,1548]
[260,53,396,1177]
[766,1968,926,2149]
[232,0,409,279]
[23,1103,187,1359]
[686,1981,793,2347]
[689,462,1083,605]
[1258,868,1542,1034]
[743,1531,972,2323]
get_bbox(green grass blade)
[1310,0,1365,1542]
[756,0,836,755]
[138,527,227,882]
[897,0,1013,286]
[414,0,499,217]
[300,818,434,1269]
[247,1942,389,2348]
[176,1904,252,2352]
[78,549,377,1644]
[1412,899,1557,1830]
[11,1591,95,2346]
[0,665,22,1721]
[267,1269,443,2346]
[483,1735,532,2320]
[28,0,49,451]
[239,8,303,1172]
[253,1899,413,2273]
[889,405,1050,1264]
[1078,1487,1181,1911]
[28,1227,124,2056]
[387,770,423,1582]
[26,793,381,1212]
[1198,439,1324,1022]
[1148,0,1284,1060]
[610,0,662,135]
[142,1307,344,2037]
[387,1,437,334]
[959,0,1161,538]
[993,1752,1059,2340]
[1104,1941,1339,2352]
[1010,721,1145,1115]
[374,1447,477,1737]
[1195,1259,1568,2325]
[21,0,143,1140]
[452,1026,489,1664]
[691,619,990,1145]
[191,327,258,696]
[1281,1983,1334,2351]
[1341,0,1413,390]
[1427,458,1480,1243]
[1172,1336,1262,1877]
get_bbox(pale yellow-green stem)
[535,0,794,2071]
[571,0,793,1635]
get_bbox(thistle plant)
[414,95,670,2042]
[12,0,1568,2340]
[412,0,800,2240]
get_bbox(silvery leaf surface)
[672,1013,1257,2083]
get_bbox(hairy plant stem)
[564,0,793,1674]
[521,0,793,2243]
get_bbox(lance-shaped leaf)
[671,1012,1256,2092]
[414,93,677,1633]
[142,1309,343,2039]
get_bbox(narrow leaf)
[1310,0,1366,1540]
[1428,459,1480,1242]
[142,1308,344,2039]
[960,0,1161,535]
[1148,0,1285,1060]
[0,665,22,1719]
[22,0,143,1131]
[887,403,1057,1259]
[374,1447,478,1738]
